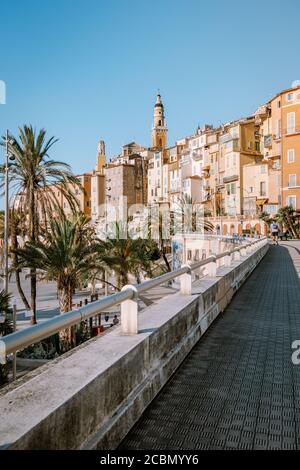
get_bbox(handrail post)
[241,245,247,257]
[207,255,217,277]
[180,264,192,295]
[120,285,138,335]
[224,253,231,267]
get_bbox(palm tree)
[275,206,299,239]
[0,126,81,324]
[99,222,156,289]
[0,290,13,385]
[174,194,214,234]
[15,212,100,351]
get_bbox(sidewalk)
[120,242,300,450]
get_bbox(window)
[227,183,236,195]
[249,187,254,193]
[287,149,295,163]
[288,174,296,187]
[286,196,296,209]
[277,101,281,108]
[187,250,192,261]
[261,165,267,174]
[287,92,294,102]
[260,181,266,196]
[255,141,260,152]
[275,119,281,138]
[287,112,295,134]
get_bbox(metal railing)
[0,237,268,363]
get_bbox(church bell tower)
[151,93,168,150]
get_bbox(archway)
[223,223,228,235]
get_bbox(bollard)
[207,256,217,277]
[224,254,231,267]
[180,264,192,295]
[241,246,247,257]
[121,285,138,334]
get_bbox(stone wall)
[0,242,268,450]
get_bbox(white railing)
[0,237,268,363]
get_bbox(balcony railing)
[282,127,300,136]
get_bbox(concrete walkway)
[120,242,300,450]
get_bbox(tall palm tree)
[275,206,299,239]
[0,126,81,324]
[15,212,100,351]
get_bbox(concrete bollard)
[121,285,138,334]
[207,256,217,277]
[224,254,231,267]
[241,247,247,257]
[180,264,192,295]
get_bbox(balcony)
[219,133,239,144]
[224,139,240,153]
[191,150,203,161]
[223,174,239,184]
[282,127,300,136]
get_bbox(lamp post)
[3,130,15,293]
[104,179,111,297]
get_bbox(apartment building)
[147,150,169,204]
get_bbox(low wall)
[0,242,269,450]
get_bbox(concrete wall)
[0,242,269,450]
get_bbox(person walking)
[270,221,279,245]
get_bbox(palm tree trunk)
[58,285,75,353]
[10,212,30,309]
[15,269,30,310]
[286,213,299,239]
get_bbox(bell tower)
[151,93,167,150]
[96,139,106,173]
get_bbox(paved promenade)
[120,242,300,450]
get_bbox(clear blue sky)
[0,0,300,175]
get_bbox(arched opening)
[255,223,261,235]
[158,119,162,126]
[230,224,235,235]
[216,224,220,235]
[159,138,162,148]
[238,223,243,235]
[223,223,228,235]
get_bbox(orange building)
[258,83,300,210]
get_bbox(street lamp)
[3,130,15,293]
